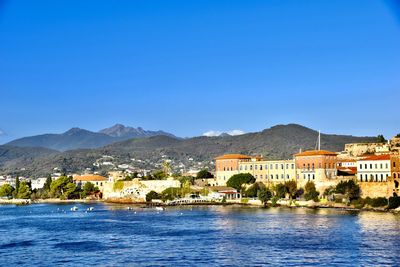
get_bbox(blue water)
[0,204,399,266]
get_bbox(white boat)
[155,207,165,211]
[87,207,94,211]
[70,206,78,212]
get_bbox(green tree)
[14,177,20,197]
[304,181,319,201]
[49,176,72,198]
[258,188,272,207]
[245,182,265,198]
[162,161,172,176]
[274,183,286,199]
[153,170,167,180]
[377,134,386,143]
[0,184,15,198]
[64,183,77,199]
[181,180,191,197]
[82,182,98,197]
[226,173,256,191]
[284,180,297,199]
[17,182,31,199]
[43,175,52,192]
[146,190,160,202]
[160,187,181,201]
[196,169,214,179]
[335,180,360,201]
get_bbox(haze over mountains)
[5,124,176,151]
[0,124,379,177]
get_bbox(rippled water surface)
[0,203,399,266]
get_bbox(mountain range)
[5,124,176,151]
[0,124,379,177]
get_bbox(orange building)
[294,150,338,182]
[73,174,108,191]
[390,154,400,197]
[215,154,251,185]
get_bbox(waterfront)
[0,204,399,266]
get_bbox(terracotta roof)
[358,154,391,161]
[295,150,337,157]
[73,175,108,182]
[215,154,251,160]
[207,186,237,192]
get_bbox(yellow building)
[238,159,296,186]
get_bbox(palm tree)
[162,161,172,177]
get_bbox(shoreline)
[0,198,399,214]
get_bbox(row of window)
[359,163,389,170]
[301,163,335,170]
[240,163,295,171]
[254,174,291,180]
[359,173,389,182]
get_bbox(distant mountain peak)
[99,124,176,139]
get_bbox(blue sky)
[1,0,400,143]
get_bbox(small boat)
[87,207,94,212]
[155,207,165,211]
[71,206,78,212]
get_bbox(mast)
[318,130,321,151]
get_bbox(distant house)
[73,175,108,191]
[207,186,241,200]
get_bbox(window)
[375,164,378,169]
[286,164,289,169]
[255,175,258,179]
[265,164,268,170]
[281,174,284,179]
[386,163,388,169]
[312,163,315,170]
[312,174,315,180]
[250,165,253,170]
[365,164,367,169]
[360,174,363,181]
[240,166,242,170]
[303,174,306,179]
[271,164,273,170]
[260,165,263,170]
[231,167,233,171]
[319,163,321,168]
[275,164,278,169]
[260,175,263,179]
[270,175,273,179]
[394,162,396,168]
[307,164,310,171]
[370,164,372,169]
[359,164,362,170]
[281,164,284,170]
[255,165,258,170]
[223,167,226,171]
[381,174,383,182]
[292,164,295,169]
[276,174,279,179]
[286,174,289,179]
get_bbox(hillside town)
[1,134,400,210]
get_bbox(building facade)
[356,155,391,182]
[215,154,251,185]
[390,154,400,197]
[294,150,338,183]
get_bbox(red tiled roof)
[215,154,251,160]
[73,175,108,182]
[358,154,391,161]
[295,150,337,157]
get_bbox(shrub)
[271,196,279,207]
[146,191,160,202]
[388,196,400,209]
[274,183,286,199]
[304,181,319,201]
[113,181,124,191]
[350,198,366,209]
[365,197,388,207]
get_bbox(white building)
[31,177,48,190]
[357,154,391,182]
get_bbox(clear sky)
[1,0,400,143]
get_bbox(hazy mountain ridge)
[5,125,176,151]
[0,124,378,177]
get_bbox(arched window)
[360,174,363,182]
[260,165,263,170]
[270,174,273,179]
[250,165,253,170]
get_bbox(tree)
[64,183,77,199]
[196,170,214,179]
[304,181,319,201]
[43,175,52,192]
[245,182,265,198]
[377,134,386,143]
[162,161,172,177]
[227,173,256,191]
[274,183,286,199]
[17,182,31,199]
[153,170,167,180]
[335,180,360,201]
[258,188,272,207]
[0,184,15,198]
[284,180,297,199]
[181,180,191,197]
[50,176,73,198]
[146,191,160,202]
[82,182,98,198]
[14,177,20,196]
[160,187,181,201]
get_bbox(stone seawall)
[359,182,388,198]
